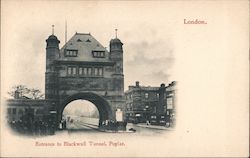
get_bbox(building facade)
[45,32,125,125]
[6,99,48,123]
[125,81,176,125]
[6,31,126,131]
[125,81,159,123]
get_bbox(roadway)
[55,117,172,136]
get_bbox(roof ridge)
[75,32,91,35]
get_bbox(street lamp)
[143,106,150,125]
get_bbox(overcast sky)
[63,100,98,117]
[1,1,177,97]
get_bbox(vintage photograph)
[1,0,248,157]
[3,2,176,137]
[5,27,176,136]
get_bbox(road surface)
[56,117,173,136]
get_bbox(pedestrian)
[63,120,67,129]
[59,121,62,130]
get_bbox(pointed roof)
[58,33,110,62]
[48,34,59,40]
[110,38,122,44]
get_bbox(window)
[12,108,16,115]
[87,67,92,76]
[67,67,72,74]
[98,68,103,76]
[156,93,159,98]
[67,67,77,75]
[167,111,169,115]
[92,51,105,58]
[8,108,11,114]
[83,68,88,75]
[145,93,149,99]
[167,98,173,109]
[65,49,78,57]
[91,67,103,76]
[164,105,167,112]
[91,67,104,76]
[94,68,98,76]
[72,67,76,75]
[79,67,83,75]
[151,116,157,119]
[68,66,104,77]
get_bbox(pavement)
[128,123,175,131]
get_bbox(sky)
[1,1,177,97]
[63,100,98,117]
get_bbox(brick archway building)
[45,32,125,126]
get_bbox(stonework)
[45,32,125,125]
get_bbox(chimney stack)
[136,81,140,87]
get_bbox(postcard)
[1,0,249,157]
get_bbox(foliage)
[27,88,44,99]
[8,85,44,99]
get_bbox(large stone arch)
[58,92,113,127]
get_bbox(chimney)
[136,81,140,87]
[160,83,165,88]
[14,90,20,99]
[157,83,166,115]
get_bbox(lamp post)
[144,106,149,124]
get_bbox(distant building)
[125,81,176,125]
[164,81,176,120]
[125,81,159,123]
[6,99,49,123]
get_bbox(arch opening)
[58,92,113,130]
[62,100,99,130]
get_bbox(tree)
[28,88,44,99]
[8,85,44,99]
[8,85,29,99]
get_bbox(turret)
[109,38,123,74]
[110,38,123,52]
[46,34,60,72]
[109,30,124,92]
[45,32,60,100]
